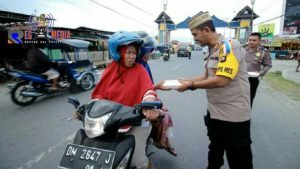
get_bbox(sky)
[0,0,284,43]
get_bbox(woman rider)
[91,31,159,169]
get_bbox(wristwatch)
[189,81,195,91]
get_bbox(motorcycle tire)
[80,73,94,91]
[11,81,37,106]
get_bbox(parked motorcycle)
[7,60,100,106]
[58,97,164,169]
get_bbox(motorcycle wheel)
[11,81,37,106]
[80,73,94,91]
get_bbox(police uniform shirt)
[245,46,272,76]
[204,35,251,122]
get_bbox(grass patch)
[264,72,300,101]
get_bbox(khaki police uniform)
[189,11,253,169]
[245,46,272,107]
[204,35,253,169]
[205,35,251,122]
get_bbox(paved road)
[1,51,300,169]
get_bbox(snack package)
[162,80,182,89]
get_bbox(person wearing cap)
[155,11,253,169]
[245,32,272,107]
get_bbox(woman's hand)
[154,81,171,91]
[143,109,160,120]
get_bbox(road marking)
[17,132,76,169]
[172,64,182,70]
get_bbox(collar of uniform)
[247,46,260,53]
[217,34,225,44]
[209,34,224,53]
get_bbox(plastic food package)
[162,80,182,89]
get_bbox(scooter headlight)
[84,113,112,138]
[116,148,133,169]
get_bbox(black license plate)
[59,144,116,169]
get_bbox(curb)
[282,69,300,84]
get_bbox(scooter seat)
[11,69,49,81]
[22,71,48,79]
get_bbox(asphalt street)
[0,51,300,169]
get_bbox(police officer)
[245,32,272,107]
[155,11,252,169]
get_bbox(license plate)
[59,144,116,169]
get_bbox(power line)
[122,0,156,17]
[89,0,156,30]
[257,0,281,14]
[63,0,91,14]
[254,10,299,26]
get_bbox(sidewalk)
[270,60,300,84]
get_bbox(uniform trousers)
[205,111,253,169]
[248,77,259,107]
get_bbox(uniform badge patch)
[220,55,227,62]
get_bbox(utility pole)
[162,0,168,45]
[250,0,255,34]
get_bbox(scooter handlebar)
[139,101,163,109]
[135,101,164,119]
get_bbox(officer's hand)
[177,80,192,92]
[154,81,171,91]
[177,77,190,81]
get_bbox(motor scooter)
[59,97,164,169]
[7,60,100,106]
[163,48,170,61]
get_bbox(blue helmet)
[135,31,155,58]
[108,31,143,61]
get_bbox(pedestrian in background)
[188,45,192,59]
[245,32,272,107]
[296,50,300,72]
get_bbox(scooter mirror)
[67,97,80,109]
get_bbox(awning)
[45,37,91,49]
